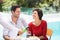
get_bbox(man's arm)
[3,35,10,40]
[0,15,23,38]
[3,35,15,40]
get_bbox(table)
[15,36,40,40]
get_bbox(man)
[0,13,20,40]
[0,13,22,40]
[3,5,27,40]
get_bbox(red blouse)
[28,20,48,40]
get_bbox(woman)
[28,9,48,40]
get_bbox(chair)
[46,29,53,40]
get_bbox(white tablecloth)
[15,36,40,40]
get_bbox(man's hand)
[18,30,23,35]
[4,35,15,40]
[4,35,10,40]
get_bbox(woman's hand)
[39,36,45,40]
[10,38,15,40]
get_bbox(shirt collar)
[10,15,17,25]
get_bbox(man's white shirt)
[0,13,27,39]
[4,13,27,38]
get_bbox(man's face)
[12,8,21,18]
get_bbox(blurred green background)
[0,0,60,14]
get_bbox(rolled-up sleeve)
[3,28,9,36]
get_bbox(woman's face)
[32,11,39,20]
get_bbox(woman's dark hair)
[33,9,43,20]
[11,5,20,12]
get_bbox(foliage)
[0,0,60,11]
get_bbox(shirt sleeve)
[21,18,28,27]
[42,21,47,36]
[28,22,33,36]
[0,24,4,40]
[3,28,9,36]
[28,23,31,31]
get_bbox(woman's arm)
[42,21,47,36]
[39,21,47,40]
